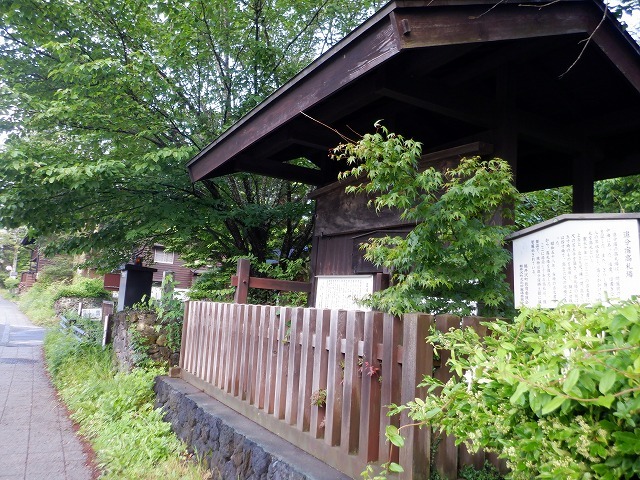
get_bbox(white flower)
[464,368,475,392]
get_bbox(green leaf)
[599,370,617,395]
[563,369,580,394]
[594,394,616,408]
[628,324,640,344]
[612,431,640,454]
[386,425,405,448]
[541,395,566,415]
[388,463,404,473]
[510,382,529,404]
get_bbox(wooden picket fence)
[179,301,501,479]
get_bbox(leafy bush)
[388,300,640,479]
[55,277,110,300]
[3,276,20,289]
[188,256,308,306]
[44,330,208,479]
[459,462,504,480]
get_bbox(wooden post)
[572,155,595,214]
[373,273,390,292]
[234,258,250,304]
[434,315,461,478]
[400,313,434,480]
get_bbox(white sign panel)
[512,219,640,308]
[315,275,374,311]
[81,308,102,319]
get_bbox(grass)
[44,330,211,479]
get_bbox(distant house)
[148,245,198,297]
[19,243,198,296]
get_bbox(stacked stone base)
[155,376,350,480]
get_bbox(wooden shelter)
[187,0,640,296]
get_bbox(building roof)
[187,0,640,193]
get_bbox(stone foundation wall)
[54,297,104,316]
[111,311,180,371]
[155,376,350,480]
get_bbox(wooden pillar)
[234,258,250,304]
[572,156,595,213]
[494,66,518,179]
[493,66,518,296]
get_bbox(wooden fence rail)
[179,301,496,479]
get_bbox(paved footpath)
[0,297,93,480]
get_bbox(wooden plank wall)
[179,301,497,479]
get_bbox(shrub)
[55,277,110,300]
[188,256,308,307]
[3,276,20,289]
[18,275,109,326]
[386,300,640,479]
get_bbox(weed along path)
[0,297,94,480]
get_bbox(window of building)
[153,248,174,264]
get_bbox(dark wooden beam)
[376,86,490,127]
[516,109,603,155]
[590,8,640,94]
[234,157,326,185]
[440,38,558,87]
[577,108,640,135]
[493,66,519,176]
[231,275,312,293]
[394,3,592,49]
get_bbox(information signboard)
[509,214,640,308]
[314,275,374,311]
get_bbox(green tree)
[515,173,640,231]
[0,0,382,269]
[0,227,29,285]
[332,123,518,316]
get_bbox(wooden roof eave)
[187,0,640,185]
[186,1,402,183]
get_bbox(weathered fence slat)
[263,306,277,415]
[434,314,461,478]
[246,304,260,405]
[341,310,363,455]
[325,309,346,447]
[379,313,401,463]
[273,307,290,420]
[296,308,315,432]
[285,308,302,426]
[359,311,382,463]
[310,309,330,439]
[400,313,434,480]
[254,305,268,409]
